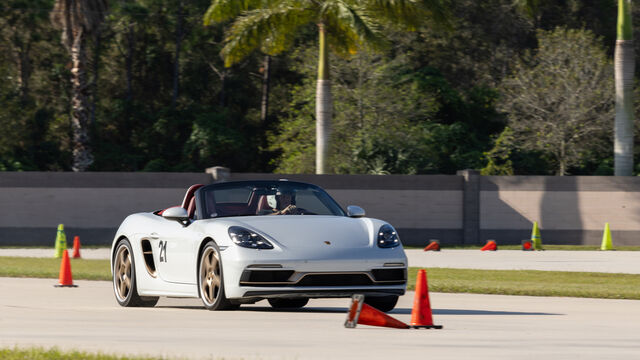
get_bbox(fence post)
[206,166,231,182]
[457,169,480,245]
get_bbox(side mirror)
[346,205,365,218]
[162,207,189,224]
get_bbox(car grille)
[239,269,406,287]
[296,274,373,286]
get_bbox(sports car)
[110,180,408,311]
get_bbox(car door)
[152,218,198,285]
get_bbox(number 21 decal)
[159,240,167,262]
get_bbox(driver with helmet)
[268,189,303,215]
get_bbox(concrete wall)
[0,171,639,246]
[480,176,640,246]
[0,172,210,246]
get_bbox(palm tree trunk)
[172,0,184,109]
[614,0,634,176]
[315,23,332,174]
[17,42,32,103]
[70,29,93,171]
[90,29,102,127]
[260,55,271,124]
[559,140,566,176]
[125,24,134,101]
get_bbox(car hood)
[221,215,373,250]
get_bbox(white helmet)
[266,195,277,209]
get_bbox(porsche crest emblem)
[324,241,331,245]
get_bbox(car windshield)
[200,181,346,218]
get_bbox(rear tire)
[268,298,309,309]
[198,241,238,310]
[364,295,398,312]
[113,239,159,307]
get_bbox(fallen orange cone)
[54,250,77,288]
[72,235,82,258]
[481,240,497,251]
[345,294,409,329]
[423,240,440,251]
[410,269,442,329]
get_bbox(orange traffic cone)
[344,294,409,329]
[54,250,78,287]
[522,239,533,251]
[72,236,82,258]
[423,240,440,251]
[410,269,442,329]
[480,240,497,251]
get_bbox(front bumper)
[221,246,408,299]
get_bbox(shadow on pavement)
[156,305,561,316]
[430,308,563,316]
[239,306,347,313]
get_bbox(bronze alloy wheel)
[114,244,132,301]
[200,246,221,306]
[112,239,158,307]
[198,241,237,310]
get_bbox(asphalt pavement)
[1,277,639,359]
[2,248,639,273]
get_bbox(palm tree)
[204,0,449,174]
[51,0,108,172]
[614,0,634,176]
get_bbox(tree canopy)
[0,0,637,175]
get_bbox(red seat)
[181,184,204,209]
[183,184,204,219]
[157,184,204,218]
[256,195,273,213]
[187,197,197,218]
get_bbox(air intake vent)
[240,270,295,285]
[141,240,156,277]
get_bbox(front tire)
[268,298,309,309]
[113,239,158,307]
[198,241,237,310]
[364,295,398,312]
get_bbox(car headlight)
[377,224,400,248]
[228,226,274,249]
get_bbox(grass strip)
[0,347,171,360]
[0,257,111,280]
[1,256,639,300]
[409,267,640,300]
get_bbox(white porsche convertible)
[110,180,407,311]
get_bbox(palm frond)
[204,0,265,25]
[222,3,314,66]
[367,0,452,31]
[321,0,386,56]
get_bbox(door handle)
[149,232,160,239]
